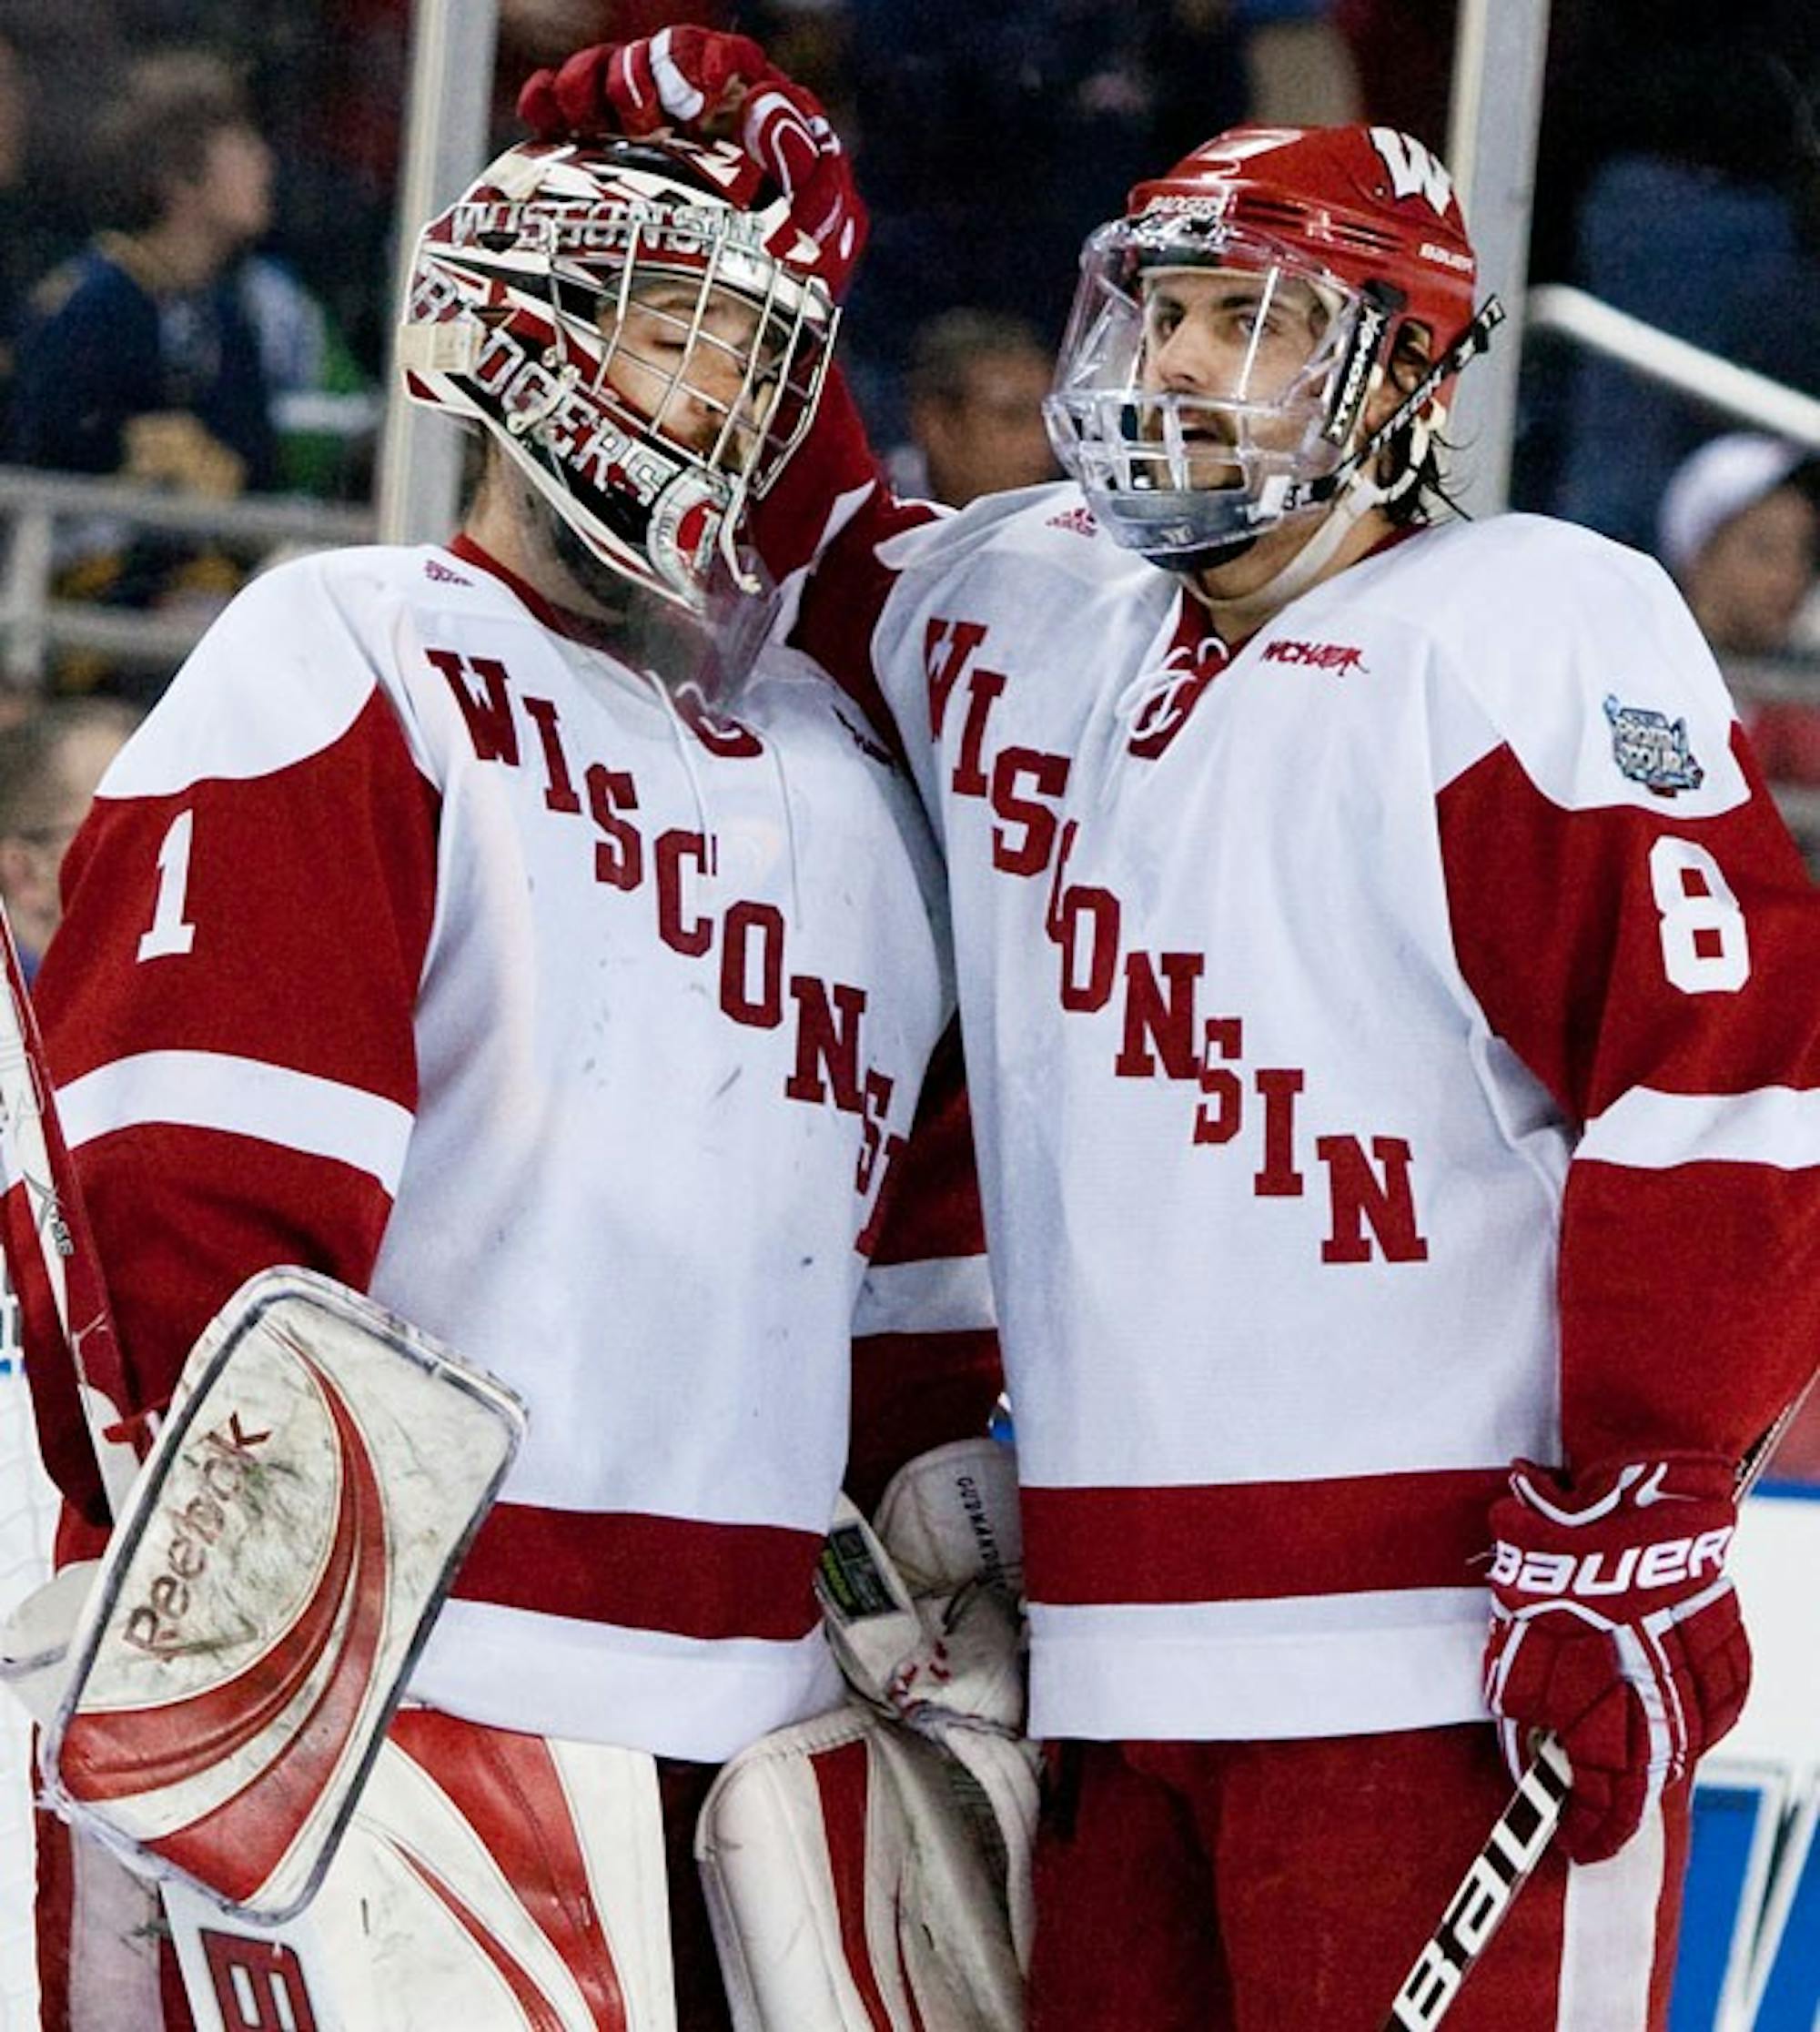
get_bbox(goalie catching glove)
[1481,1453,1751,1865]
[518,25,867,299]
[696,1440,1036,2028]
[815,1439,1036,1966]
[816,1438,1027,1744]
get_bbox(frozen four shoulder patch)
[1603,694,1704,796]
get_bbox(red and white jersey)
[30,537,997,1762]
[787,471,1820,1745]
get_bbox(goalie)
[8,101,1001,2032]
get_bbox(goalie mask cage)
[0,1269,56,2026]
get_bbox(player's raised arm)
[516,30,942,731]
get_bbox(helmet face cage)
[401,139,836,616]
[1045,124,1481,563]
[582,205,827,502]
[1046,217,1370,559]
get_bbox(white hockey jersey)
[29,538,998,1761]
[778,451,1820,1745]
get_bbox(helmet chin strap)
[1181,437,1404,639]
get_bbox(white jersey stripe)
[1026,1588,1490,1741]
[854,1252,995,1337]
[1557,1796,1667,2029]
[60,1051,414,1193]
[1578,1085,1820,1171]
[414,1597,844,1763]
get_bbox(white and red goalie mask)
[400,135,837,614]
[1044,123,1489,562]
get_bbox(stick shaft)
[0,905,136,1518]
[1380,1735,1571,2031]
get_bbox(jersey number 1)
[137,810,197,962]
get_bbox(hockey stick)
[1379,1385,1819,2032]
[0,900,138,1521]
[1380,1734,1571,2031]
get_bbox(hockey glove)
[518,28,867,298]
[1481,1454,1751,1865]
[518,28,765,139]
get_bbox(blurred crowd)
[0,3,1818,750]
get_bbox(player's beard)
[535,482,774,704]
[547,500,642,626]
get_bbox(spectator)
[1659,433,1820,662]
[1529,2,1820,548]
[886,308,1059,507]
[1658,433,1820,838]
[240,251,381,500]
[222,0,410,379]
[0,698,140,981]
[839,1,1157,429]
[12,49,278,497]
[8,49,280,695]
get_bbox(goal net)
[0,1273,56,2026]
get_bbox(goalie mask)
[399,135,837,616]
[1044,123,1499,566]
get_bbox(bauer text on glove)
[1481,1454,1750,1865]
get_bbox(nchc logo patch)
[1603,694,1704,796]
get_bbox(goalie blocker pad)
[40,1266,526,1921]
[697,1702,1031,2032]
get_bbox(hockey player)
[22,126,997,2029]
[524,31,1820,2031]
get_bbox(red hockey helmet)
[399,134,836,615]
[1045,124,1496,563]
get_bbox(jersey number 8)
[1650,836,1749,995]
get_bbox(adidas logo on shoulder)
[1046,503,1098,539]
[424,557,472,586]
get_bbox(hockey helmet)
[1044,123,1498,563]
[399,134,837,614]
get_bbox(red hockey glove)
[518,29,767,140]
[518,29,867,298]
[1481,1454,1750,1865]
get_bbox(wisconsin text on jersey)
[431,643,907,1247]
[923,612,1428,1267]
